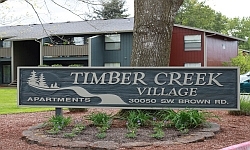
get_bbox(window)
[104,63,121,67]
[3,41,11,48]
[222,44,226,50]
[74,37,84,45]
[105,34,121,50]
[184,35,201,51]
[43,37,53,46]
[184,63,201,67]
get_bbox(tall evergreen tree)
[93,0,129,19]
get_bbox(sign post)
[18,67,240,110]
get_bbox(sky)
[203,0,250,18]
[0,0,250,26]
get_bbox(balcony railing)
[0,47,11,58]
[42,44,88,57]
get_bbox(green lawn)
[0,87,55,115]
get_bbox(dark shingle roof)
[0,18,134,41]
[0,17,245,41]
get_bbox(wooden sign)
[18,67,240,110]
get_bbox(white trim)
[174,24,246,42]
[40,39,43,65]
[184,63,201,67]
[204,32,207,67]
[17,67,20,106]
[104,62,121,67]
[11,41,14,82]
[88,38,92,67]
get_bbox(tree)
[175,0,228,33]
[92,0,129,19]
[226,17,250,50]
[224,51,250,74]
[27,70,38,86]
[38,73,49,88]
[131,0,184,66]
[0,0,23,25]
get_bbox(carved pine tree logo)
[27,70,59,89]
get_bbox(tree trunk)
[131,0,184,67]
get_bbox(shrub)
[223,51,250,74]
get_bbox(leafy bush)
[223,51,250,74]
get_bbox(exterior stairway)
[8,80,17,87]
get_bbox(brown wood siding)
[43,45,88,56]
[0,48,11,58]
[206,36,238,66]
[170,26,204,66]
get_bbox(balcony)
[42,44,88,57]
[0,47,11,58]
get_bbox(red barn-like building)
[170,25,243,67]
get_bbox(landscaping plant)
[125,109,151,138]
[86,112,113,139]
[64,119,86,138]
[45,115,71,134]
[151,118,165,139]
[40,108,217,140]
[163,109,210,133]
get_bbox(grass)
[228,95,250,116]
[0,87,54,115]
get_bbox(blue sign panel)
[18,67,240,110]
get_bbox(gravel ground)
[1,108,250,150]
